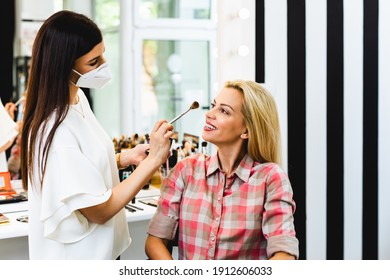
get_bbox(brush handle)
[169,108,191,124]
[14,96,25,106]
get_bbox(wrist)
[116,153,128,170]
[140,156,161,171]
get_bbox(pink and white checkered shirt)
[147,153,299,260]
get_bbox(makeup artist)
[20,10,173,260]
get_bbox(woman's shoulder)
[253,161,287,176]
[45,113,80,149]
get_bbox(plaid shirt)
[148,153,299,260]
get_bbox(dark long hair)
[20,10,102,191]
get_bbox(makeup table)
[0,181,161,260]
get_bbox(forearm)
[80,156,161,224]
[145,235,173,260]
[269,252,296,260]
[80,120,173,224]
[113,156,161,207]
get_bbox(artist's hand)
[5,102,17,120]
[121,144,149,166]
[148,120,174,166]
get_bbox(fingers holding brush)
[147,120,174,165]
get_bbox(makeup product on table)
[124,205,136,213]
[0,213,10,224]
[126,204,143,211]
[201,141,208,154]
[138,198,158,207]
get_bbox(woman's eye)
[89,59,99,66]
[210,103,215,108]
[221,108,228,115]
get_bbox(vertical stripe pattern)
[255,0,265,83]
[287,0,307,260]
[344,0,363,260]
[306,0,327,260]
[362,0,379,260]
[326,0,344,260]
[263,0,288,171]
[378,0,390,260]
[256,0,388,259]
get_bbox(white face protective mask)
[73,62,112,89]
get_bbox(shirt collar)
[206,153,220,177]
[234,154,253,182]
[206,153,254,183]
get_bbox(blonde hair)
[225,80,282,165]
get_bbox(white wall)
[217,0,255,85]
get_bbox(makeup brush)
[169,101,199,124]
[14,96,26,106]
[144,101,200,155]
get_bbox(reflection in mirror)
[140,39,210,140]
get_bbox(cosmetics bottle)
[201,141,208,155]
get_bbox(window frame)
[133,0,217,29]
[131,28,218,135]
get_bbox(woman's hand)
[5,102,17,120]
[121,144,149,166]
[148,120,174,166]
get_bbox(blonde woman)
[146,80,299,260]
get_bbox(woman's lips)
[204,123,216,131]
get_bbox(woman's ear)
[240,129,249,139]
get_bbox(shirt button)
[216,217,219,222]
[211,235,215,241]
[217,197,221,201]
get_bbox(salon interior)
[1,0,390,261]
[0,0,255,260]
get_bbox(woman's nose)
[205,109,215,120]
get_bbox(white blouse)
[28,90,130,259]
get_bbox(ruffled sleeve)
[40,145,112,244]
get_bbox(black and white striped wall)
[255,0,390,260]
